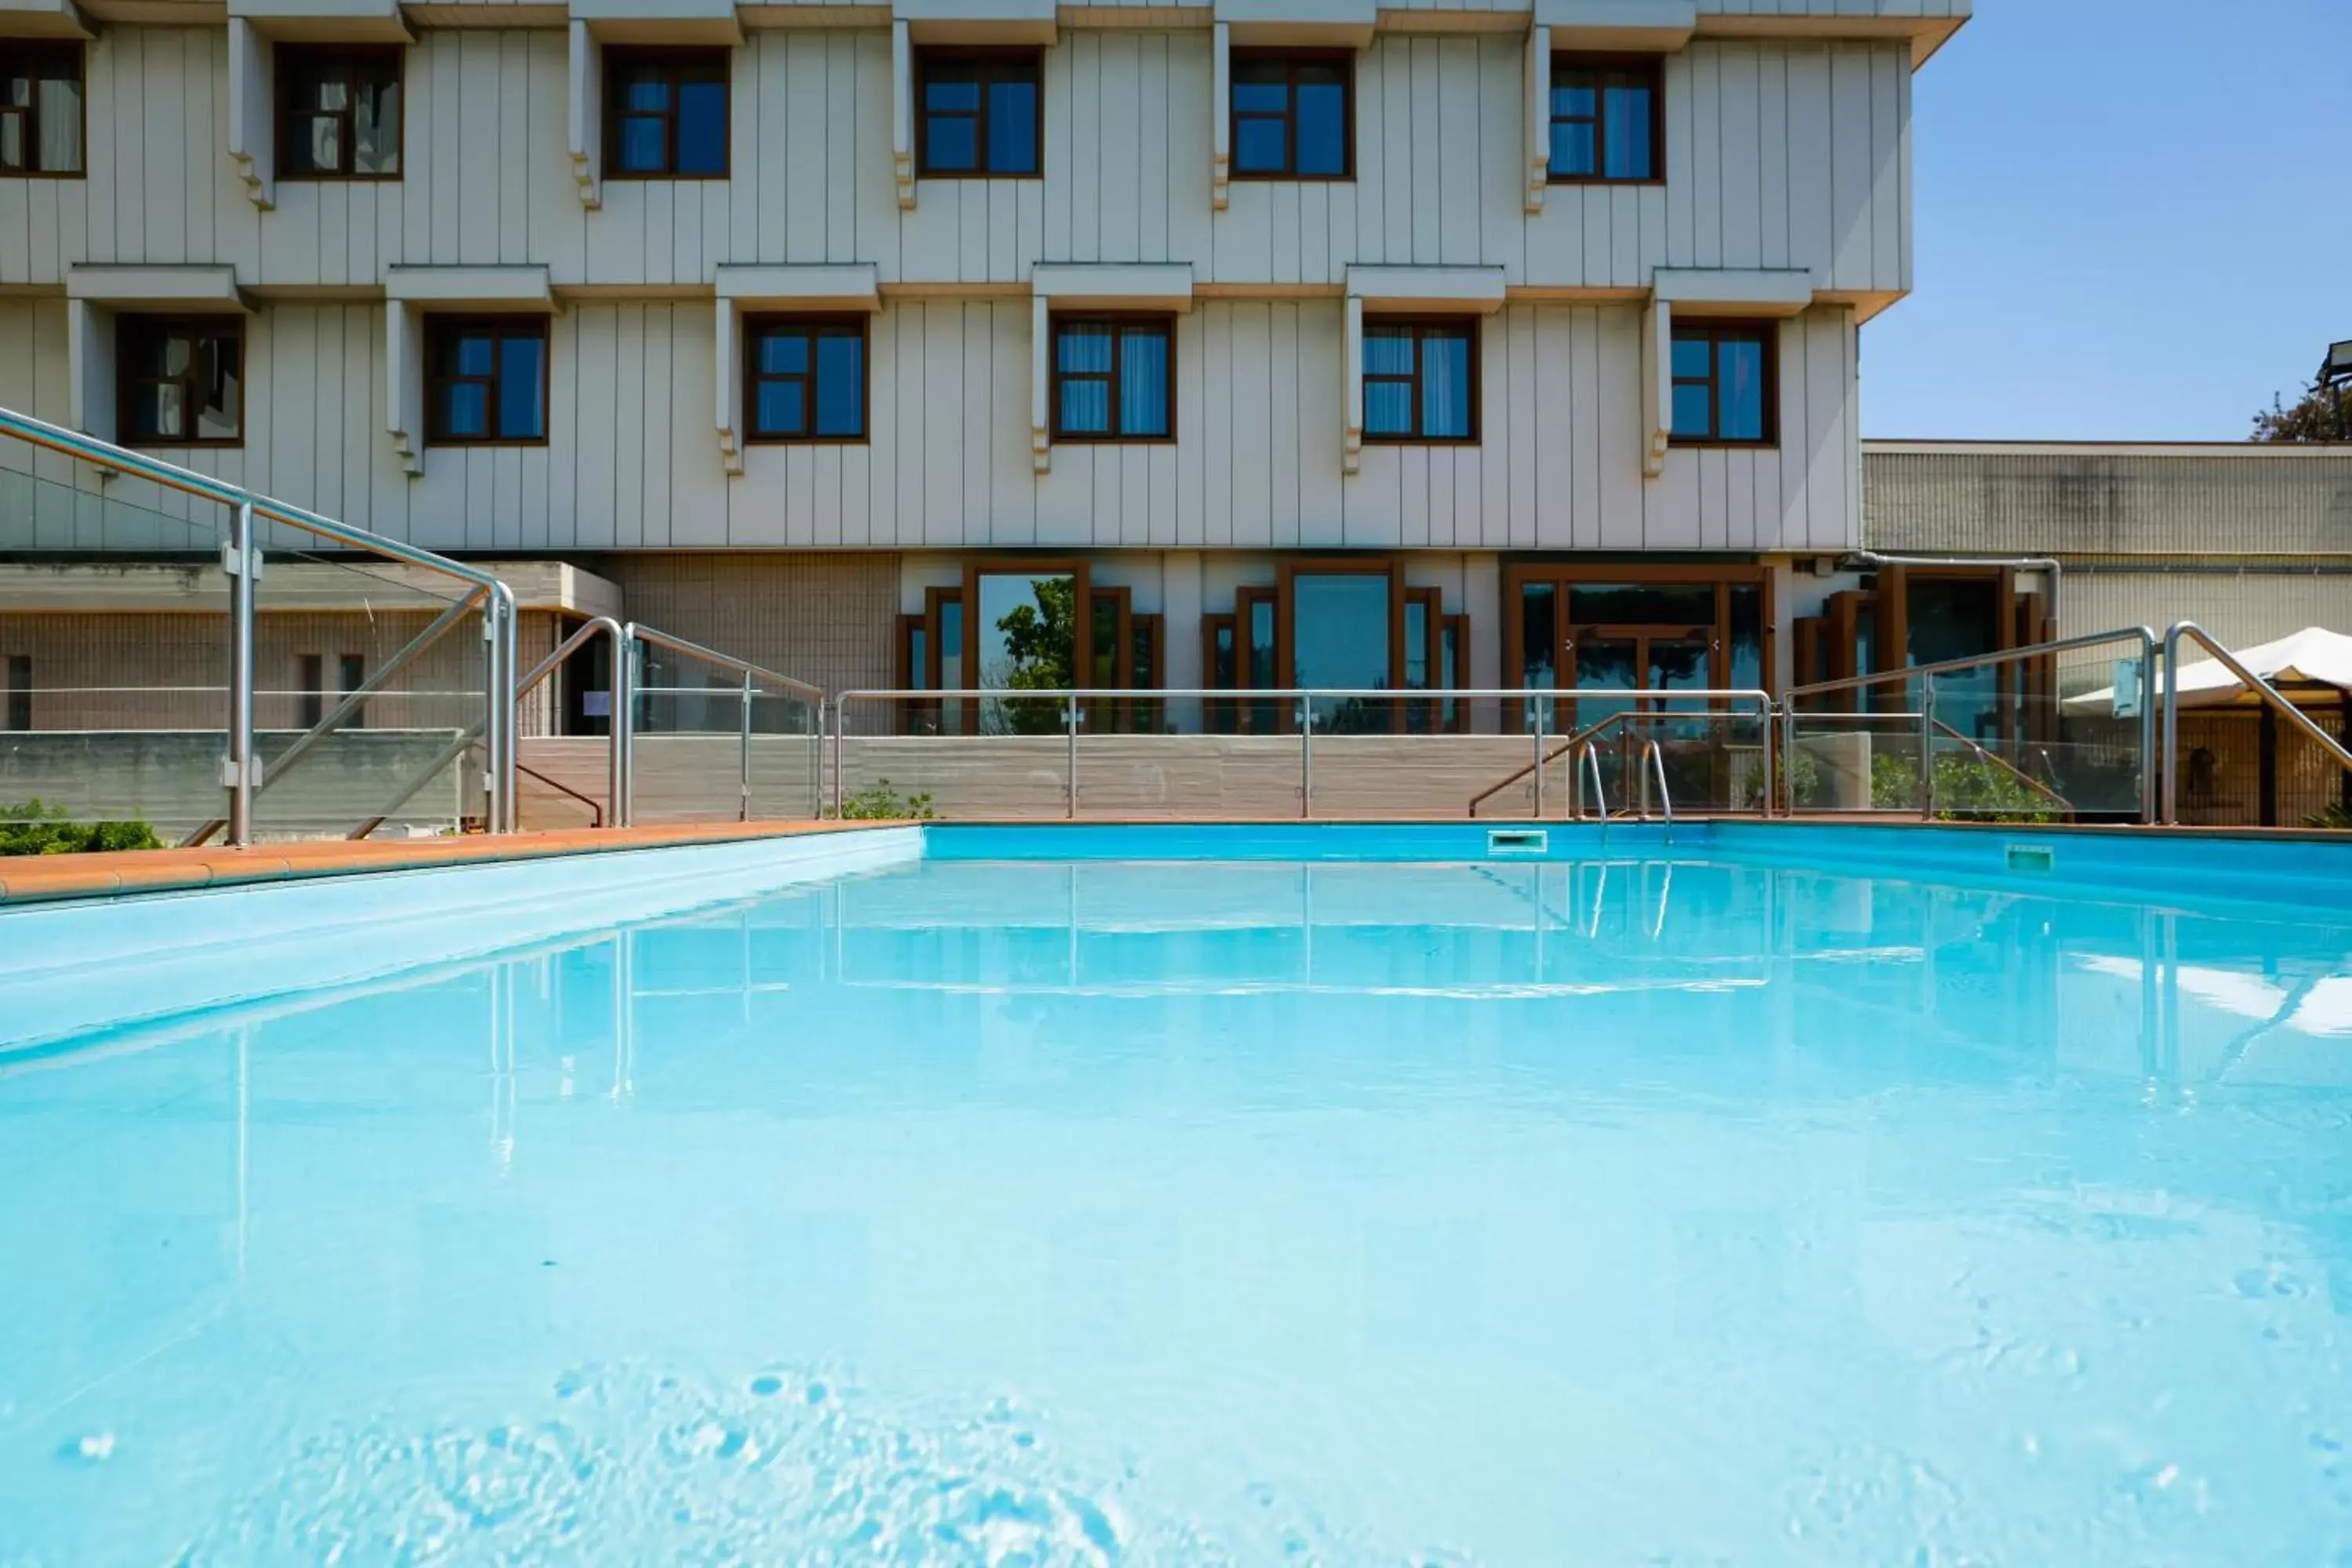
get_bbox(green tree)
[2253,376,2350,443]
[988,577,1078,735]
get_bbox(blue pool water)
[5,826,2352,1563]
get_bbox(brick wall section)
[593,554,901,702]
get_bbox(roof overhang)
[1653,267,1815,319]
[1217,0,1375,49]
[570,0,743,46]
[385,265,557,314]
[716,263,883,313]
[1347,264,1508,315]
[0,0,96,38]
[1033,263,1197,313]
[1534,0,1694,53]
[0,560,626,619]
[1695,8,1969,69]
[65,265,250,313]
[895,0,1058,46]
[227,0,415,43]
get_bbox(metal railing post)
[1759,695,1777,819]
[1299,697,1315,819]
[2139,632,2158,826]
[1918,672,1936,821]
[738,669,753,822]
[1065,695,1080,819]
[224,499,258,847]
[1531,699,1546,818]
[812,698,826,819]
[2161,625,2183,826]
[482,587,510,834]
[620,636,641,829]
[829,696,844,822]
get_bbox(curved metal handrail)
[2163,622,2352,825]
[1577,740,1609,824]
[1639,739,1673,827]
[1467,710,1625,817]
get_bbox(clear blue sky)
[1862,0,2351,441]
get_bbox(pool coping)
[6,815,2348,907]
[0,819,912,906]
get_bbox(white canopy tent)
[2067,626,2352,713]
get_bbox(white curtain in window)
[38,74,82,172]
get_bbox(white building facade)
[0,0,1969,720]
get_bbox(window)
[745,317,866,442]
[1051,317,1173,441]
[916,49,1040,177]
[604,48,728,178]
[5,655,29,731]
[339,652,367,729]
[1670,324,1773,446]
[426,318,548,445]
[0,42,82,176]
[1230,51,1350,180]
[1550,57,1661,183]
[1362,320,1475,442]
[278,46,401,179]
[296,654,325,730]
[118,317,243,445]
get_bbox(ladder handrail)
[2164,622,2352,825]
[1639,739,1674,827]
[1577,740,1609,824]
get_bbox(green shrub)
[2303,803,2352,831]
[0,798,165,856]
[837,779,935,822]
[1870,755,2063,824]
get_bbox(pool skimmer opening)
[1488,829,1549,857]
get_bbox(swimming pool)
[4,823,2350,1563]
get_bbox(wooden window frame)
[1502,562,1777,706]
[602,45,730,181]
[424,315,550,448]
[275,43,402,182]
[914,46,1044,180]
[742,313,870,445]
[0,40,84,178]
[1669,321,1778,448]
[1361,318,1479,445]
[1548,54,1666,186]
[116,314,245,448]
[1227,48,1355,183]
[1049,314,1177,445]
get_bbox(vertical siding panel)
[85,34,115,262]
[644,305,677,546]
[1229,303,1271,547]
[1699,447,1729,550]
[1409,42,1442,263]
[786,34,826,263]
[782,446,814,546]
[1720,46,1762,270]
[1166,32,1213,271]
[1381,42,1411,261]
[1438,39,1479,267]
[1784,48,1831,284]
[612,306,647,547]
[1580,183,1610,286]
[989,300,1035,545]
[1174,293,1205,545]
[757,38,790,262]
[1267,303,1298,548]
[1759,49,1789,271]
[1478,38,1523,283]
[181,31,216,266]
[1099,34,1141,263]
[459,34,503,263]
[314,307,346,514]
[1138,34,1169,263]
[142,31,183,263]
[1829,46,1872,291]
[1506,305,1536,548]
[429,37,463,263]
[1200,303,1231,545]
[341,309,376,530]
[1352,38,1385,264]
[892,301,924,547]
[1296,301,1343,543]
[118,31,147,261]
[1804,308,1846,550]
[1596,308,1641,549]
[0,162,28,285]
[858,33,900,280]
[1662,50,1691,267]
[1043,36,1073,263]
[1400,446,1431,548]
[1269,184,1301,285]
[860,306,895,546]
[1533,307,1572,548]
[1347,445,1400,548]
[1871,46,1903,291]
[1690,45,1722,269]
[670,305,720,547]
[271,307,318,506]
[1069,36,1101,262]
[827,32,858,264]
[499,32,530,264]
[921,304,962,545]
[545,308,578,546]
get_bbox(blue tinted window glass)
[1234,116,1285,173]
[1290,574,1392,691]
[925,77,979,113]
[1294,81,1346,175]
[442,381,488,437]
[1551,119,1595,176]
[1719,337,1766,441]
[1060,379,1109,434]
[756,380,804,435]
[618,115,664,173]
[925,116,975,172]
[499,336,545,438]
[677,80,727,173]
[1363,380,1412,435]
[1420,332,1471,438]
[455,335,495,376]
[986,79,1037,172]
[1551,84,1595,118]
[1117,329,1168,437]
[1232,79,1287,114]
[759,332,808,376]
[1058,326,1112,374]
[1671,381,1713,438]
[1363,331,1414,376]
[1671,336,1712,379]
[1602,85,1652,179]
[815,334,864,436]
[622,74,669,113]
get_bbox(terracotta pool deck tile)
[0,820,901,907]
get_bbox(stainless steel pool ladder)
[1639,739,1674,834]
[1573,740,1609,837]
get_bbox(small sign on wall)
[582,691,612,718]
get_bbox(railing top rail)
[521,614,622,695]
[838,687,1775,705]
[626,622,826,702]
[1784,626,2158,704]
[0,405,510,594]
